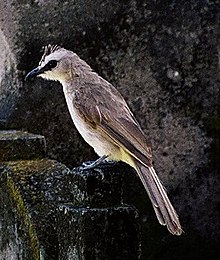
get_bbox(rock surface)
[0,1,219,259]
[0,131,140,259]
[0,130,46,160]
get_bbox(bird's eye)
[47,60,58,69]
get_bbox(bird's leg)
[81,155,109,170]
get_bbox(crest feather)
[39,44,62,65]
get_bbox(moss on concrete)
[5,159,57,176]
[6,173,40,260]
[1,159,71,259]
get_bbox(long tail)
[135,160,182,235]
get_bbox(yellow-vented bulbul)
[26,45,182,235]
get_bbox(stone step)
[0,130,46,161]
[0,159,140,259]
[58,204,140,260]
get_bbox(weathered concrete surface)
[57,205,140,260]
[0,160,141,260]
[0,130,46,161]
[0,0,219,259]
[0,131,141,259]
[0,165,40,260]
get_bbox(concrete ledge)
[0,137,141,259]
[0,130,46,161]
[71,162,131,207]
[57,205,140,260]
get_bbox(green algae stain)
[6,159,57,176]
[6,174,40,260]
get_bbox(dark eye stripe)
[41,60,58,73]
[46,60,58,69]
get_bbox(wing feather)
[74,80,153,166]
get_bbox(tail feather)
[135,161,182,235]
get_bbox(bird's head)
[25,45,87,83]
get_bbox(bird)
[25,44,182,235]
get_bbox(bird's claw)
[80,155,109,170]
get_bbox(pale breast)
[64,91,119,158]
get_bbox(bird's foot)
[81,155,109,170]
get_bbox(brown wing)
[74,80,153,166]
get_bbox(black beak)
[25,67,42,81]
